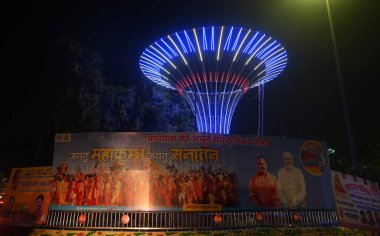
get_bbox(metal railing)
[45,210,339,231]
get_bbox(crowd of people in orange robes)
[51,161,239,208]
[149,165,239,207]
[50,164,148,207]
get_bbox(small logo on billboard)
[55,133,72,142]
[300,140,329,176]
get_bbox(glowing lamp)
[121,214,130,224]
[255,212,264,221]
[213,214,222,224]
[78,214,86,224]
[293,212,301,222]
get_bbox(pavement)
[0,224,34,236]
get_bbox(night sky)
[1,0,379,174]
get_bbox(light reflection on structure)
[140,26,287,134]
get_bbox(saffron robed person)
[248,156,280,208]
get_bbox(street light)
[325,0,357,170]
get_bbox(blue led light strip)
[139,26,287,134]
[223,27,234,51]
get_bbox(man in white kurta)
[277,151,306,208]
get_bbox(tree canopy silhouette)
[29,38,194,166]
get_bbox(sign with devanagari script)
[50,132,335,211]
[332,171,380,232]
[1,167,52,225]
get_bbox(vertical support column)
[326,0,357,170]
[258,84,264,137]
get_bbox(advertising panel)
[50,132,335,211]
[332,170,380,232]
[0,166,52,225]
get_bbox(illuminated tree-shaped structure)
[140,26,287,134]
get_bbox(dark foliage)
[10,38,194,172]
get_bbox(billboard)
[332,170,380,232]
[50,132,335,211]
[0,167,52,225]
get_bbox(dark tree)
[137,83,195,132]
[330,133,380,183]
[29,38,194,166]
[356,133,380,183]
[35,38,105,133]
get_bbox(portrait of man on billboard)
[277,151,306,208]
[1,196,15,219]
[30,194,46,224]
[248,156,280,208]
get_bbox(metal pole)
[325,0,357,170]
[258,84,264,137]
